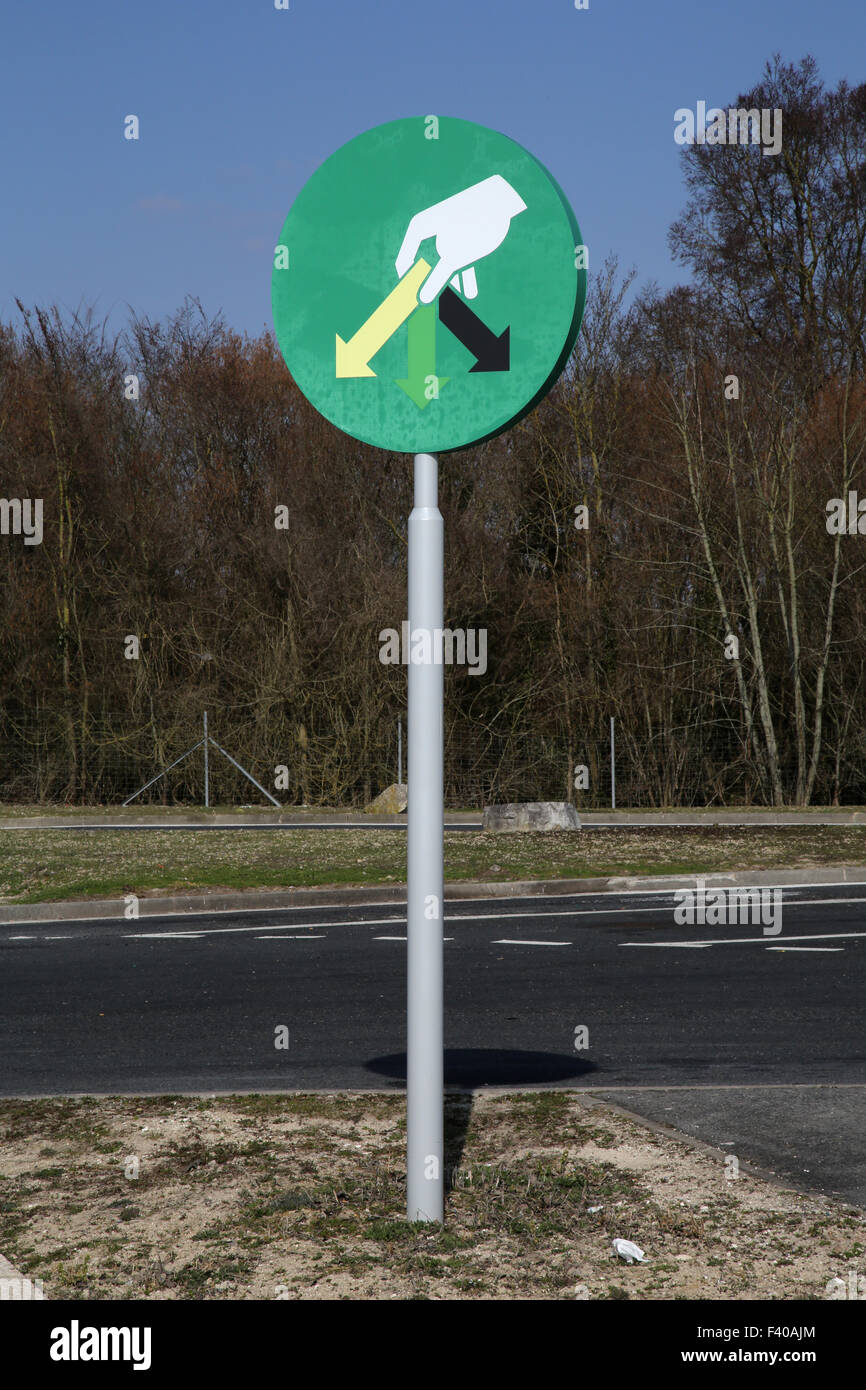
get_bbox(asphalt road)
[2,883,865,1203]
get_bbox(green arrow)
[394,301,448,409]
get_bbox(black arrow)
[438,287,510,372]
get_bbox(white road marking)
[620,942,712,949]
[129,932,206,939]
[449,896,866,922]
[7,884,866,941]
[745,896,866,910]
[622,930,866,948]
[491,939,571,947]
[111,894,866,941]
[126,916,406,939]
[591,884,866,902]
[373,935,454,941]
[255,934,326,939]
[766,946,844,952]
[116,910,575,940]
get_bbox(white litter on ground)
[612,1239,648,1264]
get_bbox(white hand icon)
[395,174,527,305]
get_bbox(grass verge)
[2,825,866,904]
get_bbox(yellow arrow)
[336,258,431,378]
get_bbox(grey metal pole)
[121,739,204,806]
[204,711,209,809]
[208,737,281,809]
[610,714,616,810]
[406,453,444,1223]
[398,716,403,787]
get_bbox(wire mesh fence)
[2,708,865,809]
[444,724,866,809]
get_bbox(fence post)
[398,716,403,786]
[204,711,209,808]
[610,715,616,810]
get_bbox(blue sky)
[2,0,863,340]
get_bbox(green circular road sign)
[272,116,586,453]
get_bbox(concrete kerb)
[4,864,866,925]
[4,808,866,829]
[0,810,475,829]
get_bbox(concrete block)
[482,801,581,831]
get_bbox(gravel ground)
[1,1092,863,1300]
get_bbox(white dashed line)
[128,932,206,939]
[619,942,712,949]
[766,945,844,952]
[491,939,571,947]
[373,935,454,941]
